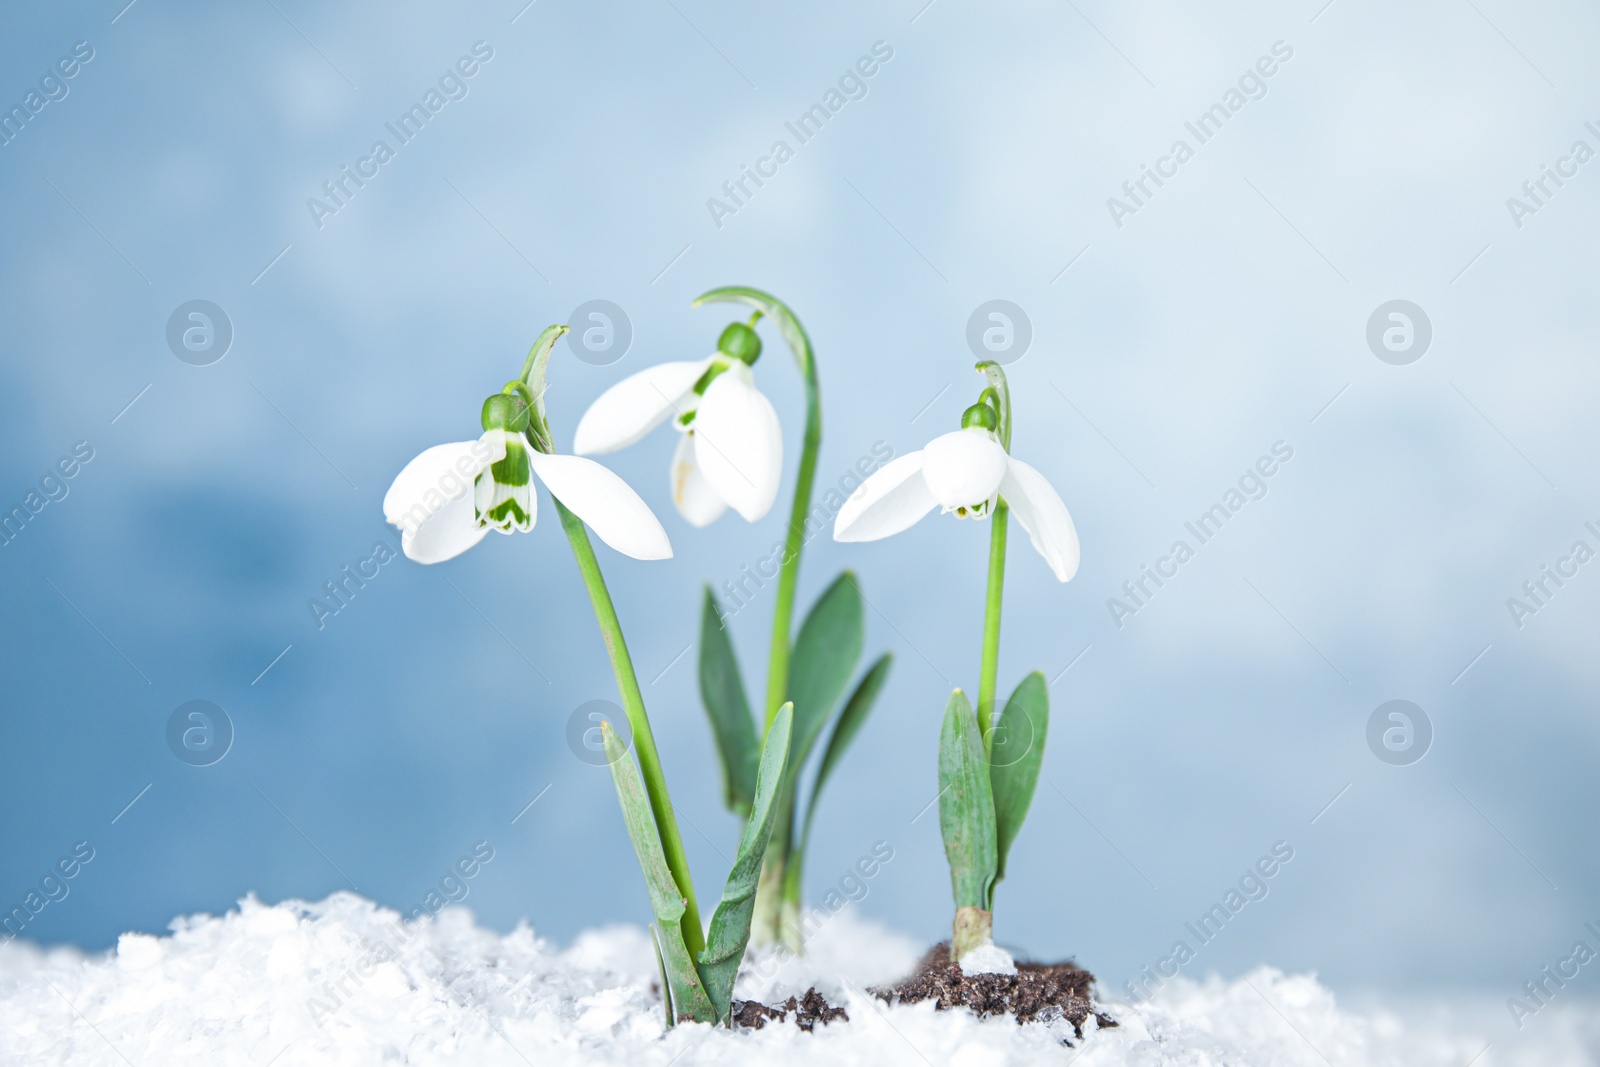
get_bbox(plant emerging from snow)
[834,361,1080,962]
[381,313,1081,1025]
[577,287,894,957]
[384,325,791,1026]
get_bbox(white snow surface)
[0,893,1595,1066]
[955,941,1018,976]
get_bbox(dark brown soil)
[872,943,1116,1036]
[731,987,849,1032]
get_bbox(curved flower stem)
[751,307,818,950]
[554,498,705,956]
[977,502,1009,757]
[974,361,1012,758]
[765,351,821,728]
[523,322,702,955]
[692,286,819,950]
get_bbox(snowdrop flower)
[572,320,781,527]
[833,401,1080,581]
[384,391,672,564]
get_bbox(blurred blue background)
[2,0,1596,1029]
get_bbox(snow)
[956,942,1018,976]
[0,893,1595,1066]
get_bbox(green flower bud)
[961,402,998,432]
[481,392,531,433]
[717,321,762,365]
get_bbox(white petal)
[693,372,782,522]
[403,494,492,563]
[921,429,1008,510]
[833,451,937,542]
[1001,456,1081,582]
[528,451,673,560]
[572,358,714,455]
[383,438,503,564]
[383,439,501,526]
[670,432,728,527]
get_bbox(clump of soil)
[872,943,1116,1036]
[731,988,849,1032]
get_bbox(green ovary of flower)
[717,321,762,365]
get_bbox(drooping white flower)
[833,425,1080,582]
[384,394,672,564]
[572,322,781,527]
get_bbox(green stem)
[759,309,818,942]
[554,498,705,956]
[765,352,821,728]
[977,501,1009,757]
[689,288,821,729]
[691,287,820,943]
[973,359,1013,758]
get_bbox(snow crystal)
[955,942,1018,976]
[0,893,1596,1066]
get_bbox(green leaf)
[989,671,1049,889]
[519,323,569,452]
[792,654,893,872]
[698,704,793,1020]
[649,926,674,1028]
[938,690,998,911]
[697,587,760,815]
[785,572,865,782]
[974,359,1012,450]
[603,724,716,1022]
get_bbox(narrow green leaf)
[697,704,793,1020]
[697,587,760,815]
[989,672,1049,888]
[656,921,715,1023]
[603,724,715,1021]
[603,725,685,924]
[792,654,893,875]
[519,323,569,452]
[785,572,865,782]
[938,690,998,911]
[649,926,674,1028]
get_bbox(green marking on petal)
[474,434,534,531]
[483,498,531,527]
[691,360,732,397]
[490,445,531,487]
